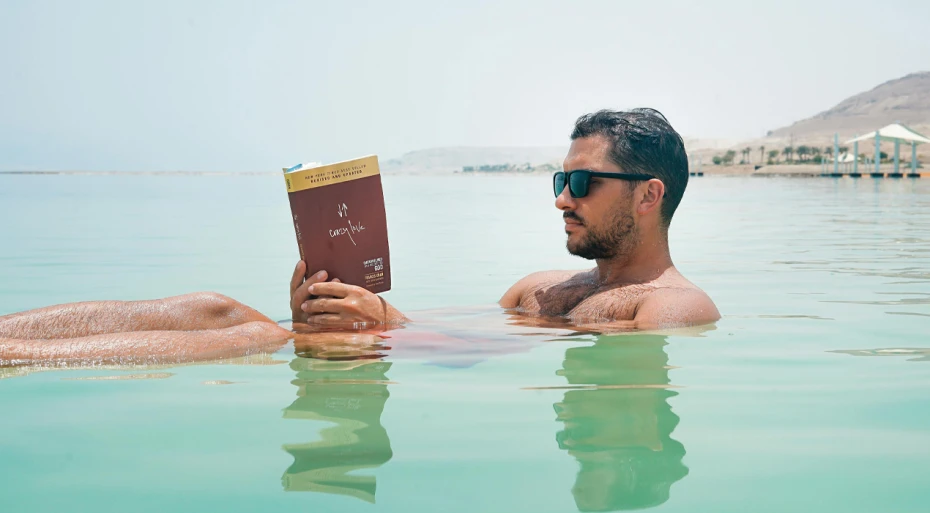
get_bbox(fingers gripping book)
[283,155,391,293]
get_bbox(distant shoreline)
[2,168,925,178]
[0,170,280,176]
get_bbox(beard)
[565,207,639,261]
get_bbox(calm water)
[1,174,929,512]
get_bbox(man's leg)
[0,292,275,340]
[1,321,292,364]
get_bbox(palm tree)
[768,149,779,164]
[783,146,794,163]
[810,147,821,163]
[759,145,766,163]
[743,147,752,164]
[796,145,810,162]
[723,150,737,165]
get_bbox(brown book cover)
[283,155,391,293]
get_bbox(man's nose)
[554,185,576,211]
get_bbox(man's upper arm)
[499,272,547,308]
[634,288,720,329]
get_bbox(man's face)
[556,135,640,260]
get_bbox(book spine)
[286,192,307,267]
[293,215,306,263]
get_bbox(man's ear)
[636,179,665,216]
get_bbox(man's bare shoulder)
[499,269,590,308]
[634,282,720,329]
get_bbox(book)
[283,155,391,294]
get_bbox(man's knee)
[232,320,292,342]
[186,291,238,315]
[181,292,273,326]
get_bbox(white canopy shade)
[845,123,930,145]
[832,153,858,163]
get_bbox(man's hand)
[290,260,407,326]
[290,261,338,322]
[301,281,388,326]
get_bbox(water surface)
[1,174,928,512]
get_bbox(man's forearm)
[0,292,274,340]
[0,321,291,365]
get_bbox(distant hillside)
[686,71,930,167]
[381,146,568,175]
[769,71,930,138]
[384,74,930,174]
[382,137,737,175]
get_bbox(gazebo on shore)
[845,123,930,176]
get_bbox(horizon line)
[0,170,282,176]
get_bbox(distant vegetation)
[382,146,569,175]
[713,144,865,166]
[711,150,736,166]
[461,162,560,173]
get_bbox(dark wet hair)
[571,108,688,227]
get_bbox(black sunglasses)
[553,169,662,198]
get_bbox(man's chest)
[519,281,650,321]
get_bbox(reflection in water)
[830,347,930,362]
[281,357,393,503]
[0,352,286,380]
[554,335,688,511]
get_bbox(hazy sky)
[2,0,928,171]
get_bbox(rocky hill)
[383,72,930,174]
[686,71,930,168]
[768,71,930,138]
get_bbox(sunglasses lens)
[569,171,589,198]
[553,173,566,197]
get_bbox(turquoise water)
[1,174,929,512]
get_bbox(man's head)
[556,108,688,260]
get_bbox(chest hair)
[524,277,653,321]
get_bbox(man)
[0,108,717,364]
[293,108,719,330]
